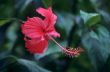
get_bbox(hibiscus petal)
[48,31,60,38]
[25,38,48,54]
[36,7,57,25]
[21,17,46,38]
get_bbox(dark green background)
[0,0,110,72]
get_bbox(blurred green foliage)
[0,0,110,72]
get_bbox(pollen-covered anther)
[62,47,84,57]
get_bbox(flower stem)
[48,35,65,50]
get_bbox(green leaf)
[0,20,20,56]
[0,56,51,72]
[55,12,74,37]
[0,56,17,71]
[6,21,18,42]
[42,0,52,8]
[17,59,51,72]
[82,26,110,71]
[80,10,101,27]
[0,19,10,26]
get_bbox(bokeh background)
[0,0,110,72]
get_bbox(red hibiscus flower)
[21,7,83,57]
[21,7,60,54]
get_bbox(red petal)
[36,7,59,37]
[36,7,57,25]
[21,17,46,38]
[25,38,48,54]
[48,31,60,38]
